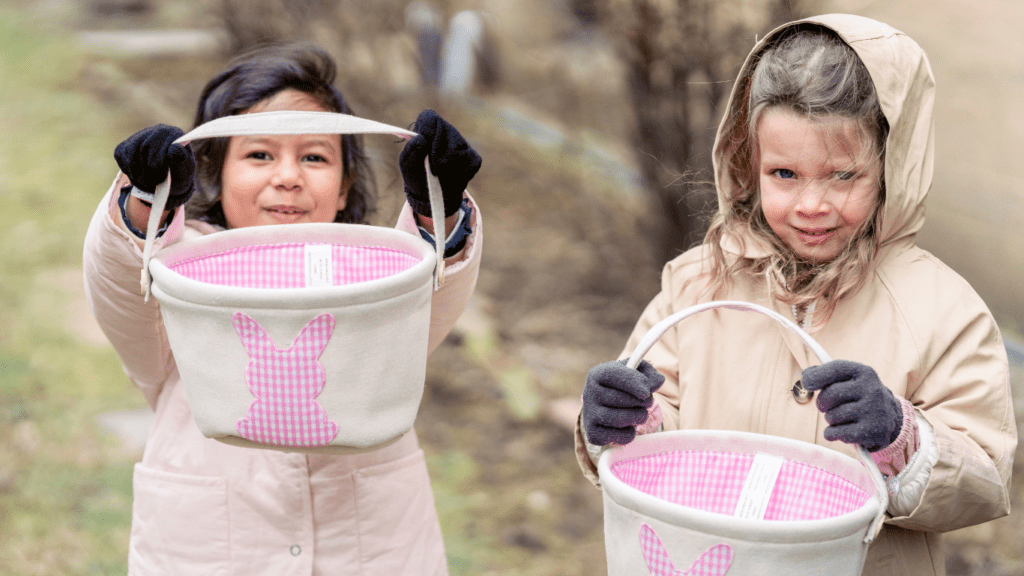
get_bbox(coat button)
[792,380,814,404]
[290,545,301,556]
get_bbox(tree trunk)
[595,0,814,263]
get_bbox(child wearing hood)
[84,43,481,575]
[577,14,1015,575]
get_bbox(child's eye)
[772,168,796,180]
[834,171,855,181]
[247,151,270,161]
[302,154,327,163]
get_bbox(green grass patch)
[0,5,143,574]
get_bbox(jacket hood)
[712,14,936,258]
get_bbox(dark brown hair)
[184,42,376,227]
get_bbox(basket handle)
[625,300,889,543]
[138,110,449,300]
[139,171,172,300]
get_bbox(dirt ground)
[26,0,1024,573]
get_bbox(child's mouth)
[795,227,836,244]
[265,206,307,222]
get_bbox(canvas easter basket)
[598,301,889,576]
[139,111,451,455]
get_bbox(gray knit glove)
[582,360,665,446]
[801,360,903,453]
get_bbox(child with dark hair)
[186,43,377,226]
[84,42,482,575]
[577,15,1015,575]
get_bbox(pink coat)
[84,175,482,575]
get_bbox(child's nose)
[272,158,302,190]
[795,181,832,215]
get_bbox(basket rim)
[149,222,436,308]
[598,430,883,543]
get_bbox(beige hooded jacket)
[84,174,482,576]
[575,14,1015,576]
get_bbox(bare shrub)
[591,0,816,261]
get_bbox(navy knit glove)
[582,360,665,446]
[801,360,903,453]
[114,124,196,210]
[399,109,481,217]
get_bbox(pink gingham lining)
[170,243,422,288]
[612,450,869,521]
[233,312,339,447]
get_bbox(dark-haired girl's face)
[220,89,348,229]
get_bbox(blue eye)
[774,169,796,179]
[835,171,854,181]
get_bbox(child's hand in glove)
[582,360,665,446]
[399,109,481,218]
[114,124,195,210]
[801,360,903,453]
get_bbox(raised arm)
[83,125,196,408]
[397,109,483,353]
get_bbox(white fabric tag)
[734,452,785,520]
[304,244,333,288]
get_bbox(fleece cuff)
[871,396,920,476]
[117,185,173,240]
[417,198,472,257]
[636,401,664,436]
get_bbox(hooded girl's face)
[757,107,882,264]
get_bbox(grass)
[0,6,147,575]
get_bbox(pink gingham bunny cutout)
[639,524,733,576]
[232,312,340,447]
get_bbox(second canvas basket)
[139,111,450,454]
[598,301,889,576]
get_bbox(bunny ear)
[682,545,733,576]
[233,312,271,356]
[639,524,681,576]
[292,313,336,358]
[639,524,734,576]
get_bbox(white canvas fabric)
[601,431,885,576]
[600,302,888,575]
[144,112,447,454]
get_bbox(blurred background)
[0,0,1020,574]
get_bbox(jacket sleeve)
[885,265,1017,533]
[83,174,186,409]
[394,192,482,355]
